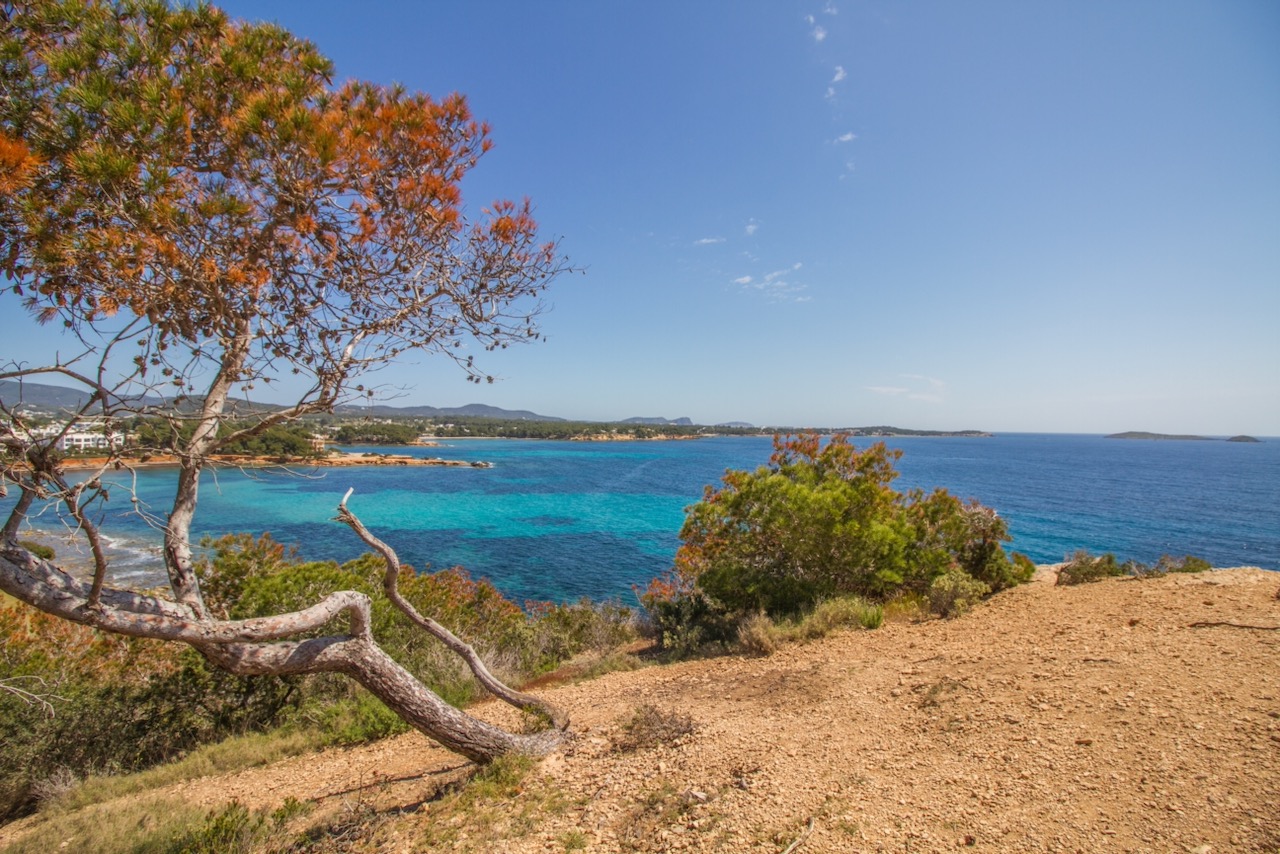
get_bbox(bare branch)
[336,492,568,729]
[0,676,60,717]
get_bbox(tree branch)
[335,491,568,729]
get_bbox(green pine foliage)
[332,421,422,444]
[640,433,1032,652]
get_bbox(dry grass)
[1,794,210,854]
[46,728,322,814]
[612,704,696,753]
[735,597,885,658]
[410,753,571,853]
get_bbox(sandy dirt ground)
[3,568,1278,852]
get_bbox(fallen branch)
[781,817,816,854]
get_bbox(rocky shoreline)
[56,450,493,471]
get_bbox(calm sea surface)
[6,434,1278,603]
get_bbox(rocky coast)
[57,450,493,471]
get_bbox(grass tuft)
[46,728,320,814]
[613,704,696,753]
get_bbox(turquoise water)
[5,434,1278,603]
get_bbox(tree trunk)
[0,539,563,763]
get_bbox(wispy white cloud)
[811,25,827,42]
[804,14,815,25]
[835,132,856,144]
[744,219,759,237]
[902,373,945,389]
[733,262,808,303]
[867,375,946,403]
[831,66,847,83]
[825,86,837,101]
[694,237,725,246]
[824,2,839,14]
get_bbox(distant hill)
[0,379,168,412]
[620,416,694,426]
[333,402,563,421]
[3,380,1000,436]
[0,379,92,410]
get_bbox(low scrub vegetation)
[0,534,637,822]
[613,704,696,753]
[736,595,884,657]
[1056,549,1211,586]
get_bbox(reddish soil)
[3,567,1277,852]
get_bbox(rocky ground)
[3,567,1277,852]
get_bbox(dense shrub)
[0,602,239,821]
[333,421,421,444]
[1,534,637,821]
[641,433,1028,650]
[128,418,320,458]
[735,612,779,657]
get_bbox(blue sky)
[4,1,1278,434]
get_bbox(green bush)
[305,693,409,747]
[1012,551,1038,580]
[794,597,884,637]
[928,569,990,617]
[1156,554,1212,574]
[526,598,637,670]
[641,433,1022,649]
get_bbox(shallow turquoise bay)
[6,434,1277,603]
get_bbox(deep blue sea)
[5,434,1278,604]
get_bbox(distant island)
[1106,431,1261,443]
[839,426,992,438]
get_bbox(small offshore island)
[1106,431,1261,443]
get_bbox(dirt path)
[4,568,1278,852]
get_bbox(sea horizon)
[6,432,1277,604]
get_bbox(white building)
[56,430,123,452]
